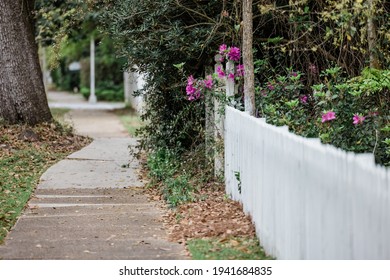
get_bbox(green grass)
[187,237,274,260]
[113,108,143,136]
[50,108,70,120]
[120,115,143,136]
[0,148,53,243]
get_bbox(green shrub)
[256,68,318,137]
[313,68,390,166]
[257,67,390,166]
[147,148,178,182]
[147,147,200,207]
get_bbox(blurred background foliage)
[34,0,389,166]
[35,0,125,101]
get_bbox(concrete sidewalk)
[0,92,187,259]
[48,91,126,110]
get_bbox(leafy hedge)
[96,0,240,152]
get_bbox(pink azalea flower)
[186,75,196,94]
[228,47,240,61]
[300,95,308,104]
[187,75,195,86]
[204,75,213,89]
[219,44,227,55]
[353,114,366,125]
[237,64,245,76]
[216,65,225,78]
[321,111,336,123]
[186,75,202,101]
[228,73,235,80]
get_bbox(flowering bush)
[312,68,390,165]
[256,68,317,137]
[184,45,244,103]
[257,66,390,166]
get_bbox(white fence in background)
[224,106,390,259]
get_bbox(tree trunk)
[243,0,255,116]
[367,0,381,69]
[0,0,52,125]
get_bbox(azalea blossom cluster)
[186,75,213,101]
[218,44,240,62]
[217,44,245,81]
[185,44,244,101]
[321,110,367,126]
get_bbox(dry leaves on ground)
[0,122,91,159]
[145,183,256,245]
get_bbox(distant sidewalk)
[47,91,126,110]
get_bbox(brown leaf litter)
[0,121,91,159]
[145,182,256,245]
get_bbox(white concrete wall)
[224,106,390,259]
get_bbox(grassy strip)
[114,107,143,137]
[187,237,274,260]
[0,148,60,243]
[0,110,90,244]
[50,108,70,122]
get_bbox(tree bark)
[243,0,255,116]
[0,0,52,125]
[367,0,381,69]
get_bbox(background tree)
[0,0,52,125]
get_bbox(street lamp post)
[89,36,97,103]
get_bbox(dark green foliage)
[35,0,84,45]
[36,1,124,94]
[97,0,240,152]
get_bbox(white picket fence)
[224,106,390,259]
